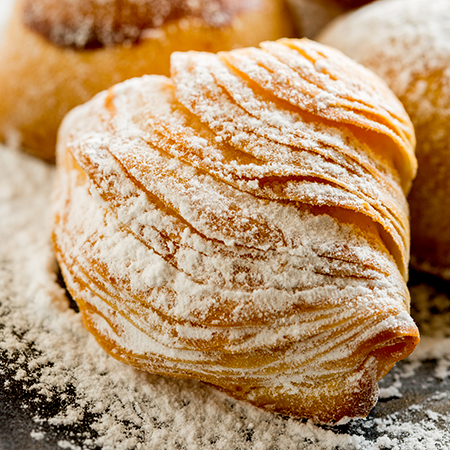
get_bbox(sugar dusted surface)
[0,144,449,448]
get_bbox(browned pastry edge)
[22,0,260,49]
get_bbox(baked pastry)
[52,38,420,424]
[286,0,374,38]
[0,0,293,162]
[318,0,450,279]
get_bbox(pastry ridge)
[52,38,420,424]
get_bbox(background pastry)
[286,0,374,38]
[0,0,293,162]
[318,0,450,279]
[52,38,419,424]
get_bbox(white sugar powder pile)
[0,142,449,450]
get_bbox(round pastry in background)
[286,0,374,38]
[52,38,419,424]
[318,0,450,279]
[0,0,293,162]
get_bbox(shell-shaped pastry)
[52,38,419,424]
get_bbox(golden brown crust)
[22,0,258,48]
[52,39,419,424]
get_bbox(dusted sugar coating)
[0,0,292,162]
[318,0,450,279]
[52,38,419,424]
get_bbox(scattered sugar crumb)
[435,358,450,380]
[30,430,45,441]
[58,441,81,450]
[378,385,402,400]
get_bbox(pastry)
[0,0,293,162]
[52,38,420,424]
[318,0,450,279]
[286,0,374,38]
